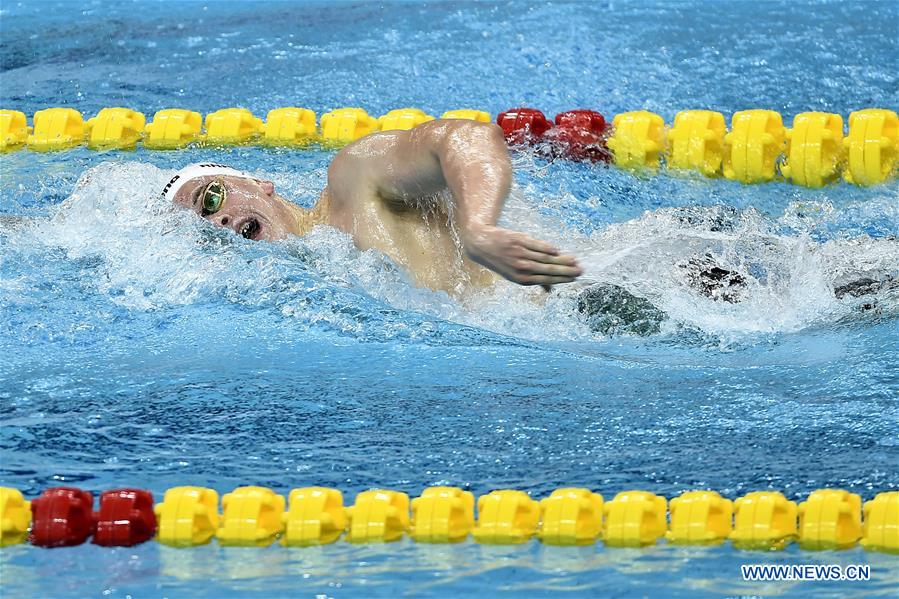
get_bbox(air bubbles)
[11,161,898,350]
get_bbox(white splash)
[13,161,899,344]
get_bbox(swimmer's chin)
[251,214,295,242]
[262,200,321,241]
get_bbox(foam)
[14,161,898,345]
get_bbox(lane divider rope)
[1,486,896,552]
[1,106,896,187]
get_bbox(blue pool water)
[1,0,898,596]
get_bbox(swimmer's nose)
[211,214,232,227]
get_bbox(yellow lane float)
[607,110,667,170]
[603,490,667,547]
[668,110,727,177]
[27,107,85,151]
[441,109,491,123]
[843,108,898,186]
[0,109,30,151]
[143,108,203,149]
[346,489,409,543]
[282,487,346,546]
[217,486,285,547]
[0,487,31,546]
[731,491,798,550]
[320,107,378,145]
[154,486,220,547]
[410,486,475,543]
[86,107,146,150]
[798,488,861,550]
[378,107,435,131]
[472,490,540,544]
[261,107,318,146]
[538,487,604,546]
[723,109,785,183]
[667,490,733,544]
[204,107,263,145]
[860,491,899,554]
[782,112,844,187]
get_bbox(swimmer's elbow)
[419,118,505,151]
[439,117,500,135]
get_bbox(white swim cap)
[161,162,255,203]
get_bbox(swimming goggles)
[201,179,227,215]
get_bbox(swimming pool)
[1,0,898,596]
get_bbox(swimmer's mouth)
[222,216,262,241]
[203,213,264,240]
[237,217,261,240]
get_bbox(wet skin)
[170,121,895,314]
[171,175,317,242]
[172,120,583,294]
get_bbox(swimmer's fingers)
[464,226,583,286]
[518,247,580,267]
[517,274,581,286]
[513,260,582,279]
[517,234,582,269]
[519,234,560,256]
[504,233,583,283]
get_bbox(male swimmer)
[165,119,895,333]
[164,119,581,294]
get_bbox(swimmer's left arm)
[328,119,582,286]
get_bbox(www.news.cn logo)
[741,564,870,582]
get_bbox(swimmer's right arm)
[327,119,582,286]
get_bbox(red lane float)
[497,107,610,163]
[496,107,553,144]
[546,109,610,162]
[29,487,95,547]
[93,489,157,547]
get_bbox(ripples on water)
[4,159,898,343]
[1,0,898,597]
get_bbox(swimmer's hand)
[463,224,582,286]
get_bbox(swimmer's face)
[171,175,298,241]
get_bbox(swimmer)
[164,119,896,333]
[164,119,582,293]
